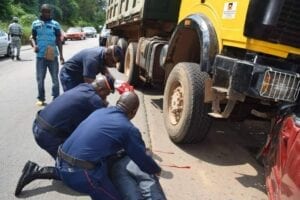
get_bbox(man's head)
[92,75,114,101]
[40,4,52,20]
[104,45,123,68]
[116,91,139,119]
[12,17,19,23]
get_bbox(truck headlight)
[260,69,300,102]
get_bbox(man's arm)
[55,30,64,64]
[31,29,38,52]
[124,127,161,175]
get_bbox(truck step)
[208,112,225,118]
[211,86,228,93]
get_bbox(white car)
[0,29,11,57]
[83,27,97,38]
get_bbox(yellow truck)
[105,0,300,144]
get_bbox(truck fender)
[164,14,219,75]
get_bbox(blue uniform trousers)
[32,120,65,159]
[59,67,83,92]
[57,159,122,200]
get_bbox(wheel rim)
[124,50,130,76]
[168,82,184,125]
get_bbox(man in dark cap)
[60,45,123,92]
[14,75,113,196]
[56,91,161,200]
[8,16,23,60]
[31,4,65,106]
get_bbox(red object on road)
[265,115,300,200]
[115,81,134,94]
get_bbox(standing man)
[31,4,64,106]
[60,45,123,91]
[8,17,23,60]
[14,75,114,196]
[56,91,161,200]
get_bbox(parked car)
[83,26,97,38]
[0,29,11,57]
[65,27,86,40]
[264,106,300,200]
[99,24,110,46]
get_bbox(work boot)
[15,161,39,196]
[15,162,60,196]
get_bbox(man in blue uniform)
[14,75,113,196]
[60,45,123,91]
[56,91,161,200]
[31,4,64,106]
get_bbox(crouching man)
[56,91,163,200]
[15,75,113,196]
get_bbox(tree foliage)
[0,0,107,28]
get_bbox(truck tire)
[124,42,139,85]
[116,38,128,72]
[107,35,119,46]
[163,62,212,143]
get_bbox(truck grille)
[271,0,300,48]
[260,70,300,102]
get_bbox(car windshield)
[83,27,96,32]
[67,27,82,33]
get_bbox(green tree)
[58,0,79,25]
[0,0,13,20]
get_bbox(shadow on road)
[19,180,85,198]
[176,119,268,193]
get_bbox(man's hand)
[34,46,39,53]
[155,170,162,177]
[60,55,65,64]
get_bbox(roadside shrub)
[21,26,32,45]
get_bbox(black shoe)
[16,56,21,61]
[11,56,15,60]
[15,161,38,196]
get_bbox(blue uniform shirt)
[62,107,161,175]
[32,18,61,58]
[63,47,106,81]
[39,83,105,135]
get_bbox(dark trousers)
[32,120,65,159]
[111,156,166,200]
[36,57,59,101]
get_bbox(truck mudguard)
[165,14,218,73]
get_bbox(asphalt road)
[0,37,268,200]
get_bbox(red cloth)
[116,82,134,94]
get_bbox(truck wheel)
[116,38,128,72]
[163,62,212,143]
[124,42,139,85]
[107,35,119,46]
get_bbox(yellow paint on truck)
[179,0,300,58]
